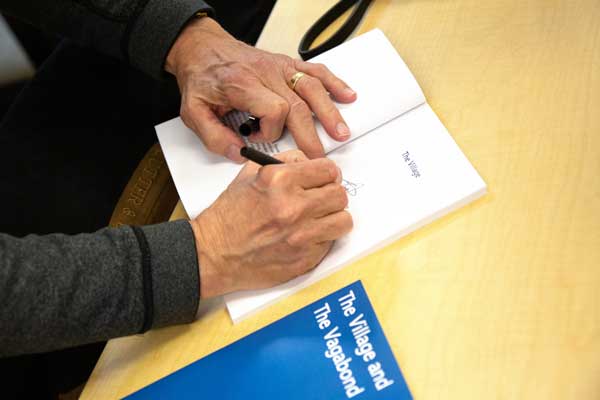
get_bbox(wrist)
[189,213,234,299]
[165,16,229,76]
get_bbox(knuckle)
[293,58,303,69]
[280,56,297,72]
[251,54,273,71]
[314,63,328,74]
[289,99,311,117]
[255,166,273,186]
[286,258,309,278]
[180,101,195,122]
[341,211,354,231]
[334,184,349,208]
[274,203,299,226]
[256,166,275,186]
[216,62,244,84]
[293,257,316,275]
[261,128,282,142]
[280,54,295,65]
[270,168,289,186]
[290,149,308,161]
[319,159,339,181]
[201,136,221,154]
[274,100,290,119]
[285,230,307,249]
[304,76,323,91]
[281,149,308,162]
[257,166,289,188]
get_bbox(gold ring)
[289,72,306,91]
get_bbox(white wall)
[0,15,34,85]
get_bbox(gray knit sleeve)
[0,0,214,78]
[0,220,199,357]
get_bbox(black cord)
[298,0,373,60]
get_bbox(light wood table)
[81,1,600,398]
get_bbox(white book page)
[157,29,426,219]
[224,104,487,322]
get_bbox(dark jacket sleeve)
[0,220,200,356]
[0,0,214,78]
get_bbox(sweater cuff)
[139,220,200,328]
[127,0,214,79]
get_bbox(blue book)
[125,281,412,400]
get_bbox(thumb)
[182,100,246,163]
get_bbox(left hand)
[165,17,357,162]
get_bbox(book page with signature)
[156,29,486,322]
[224,103,486,322]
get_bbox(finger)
[224,80,289,143]
[289,158,341,189]
[293,74,351,142]
[295,60,357,103]
[182,99,245,163]
[305,182,349,217]
[262,64,328,158]
[308,210,354,243]
[274,149,309,163]
[280,89,325,159]
[237,150,306,183]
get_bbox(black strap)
[298,0,373,60]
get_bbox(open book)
[156,29,487,323]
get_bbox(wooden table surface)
[81,1,600,398]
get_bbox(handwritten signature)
[342,179,364,196]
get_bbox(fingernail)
[336,122,350,140]
[226,144,244,163]
[336,166,343,183]
[344,87,356,97]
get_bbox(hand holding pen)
[191,149,352,298]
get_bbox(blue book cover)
[125,281,412,400]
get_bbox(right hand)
[189,150,353,298]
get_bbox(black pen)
[240,146,283,165]
[239,116,260,136]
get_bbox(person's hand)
[189,150,353,298]
[165,17,357,162]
